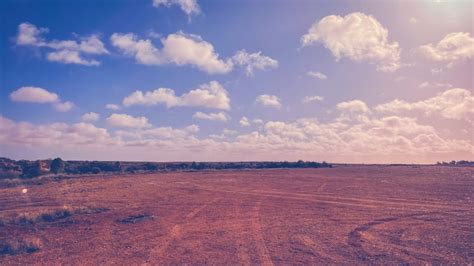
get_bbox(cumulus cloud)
[375,88,474,120]
[10,86,58,103]
[161,32,233,73]
[111,32,230,73]
[419,32,474,68]
[16,22,48,46]
[111,32,277,75]
[105,104,121,110]
[53,101,75,112]
[239,116,251,127]
[122,81,230,110]
[336,100,370,113]
[229,114,471,162]
[81,112,100,122]
[0,116,117,147]
[231,50,278,76]
[115,124,199,141]
[10,86,74,112]
[307,71,327,80]
[209,128,238,140]
[256,95,281,108]
[16,22,108,66]
[152,0,200,16]
[47,50,100,66]
[193,111,229,122]
[239,117,263,127]
[1,99,472,162]
[106,113,151,128]
[301,12,401,72]
[303,95,324,103]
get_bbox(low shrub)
[0,237,42,256]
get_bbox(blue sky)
[0,0,473,163]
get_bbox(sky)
[0,0,473,163]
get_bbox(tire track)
[295,234,344,262]
[251,201,273,266]
[149,198,220,262]
[191,186,470,211]
[347,212,450,263]
[233,204,251,266]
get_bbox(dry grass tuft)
[0,205,108,226]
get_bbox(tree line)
[0,157,332,179]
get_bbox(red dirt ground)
[0,165,473,264]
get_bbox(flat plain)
[0,165,473,264]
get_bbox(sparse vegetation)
[436,160,474,166]
[0,237,42,257]
[118,214,154,224]
[0,206,108,226]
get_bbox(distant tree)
[296,160,305,167]
[144,162,158,171]
[191,161,198,169]
[22,160,42,178]
[51,158,65,174]
[115,161,123,172]
[90,167,101,174]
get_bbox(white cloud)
[1,100,472,163]
[123,81,230,110]
[47,50,100,66]
[209,128,238,139]
[81,112,100,122]
[301,12,401,72]
[409,17,418,25]
[152,0,200,16]
[161,32,233,73]
[239,116,251,127]
[123,88,178,107]
[193,111,229,122]
[110,33,164,65]
[253,118,263,124]
[418,81,452,89]
[10,86,58,103]
[256,95,281,108]
[10,86,74,112]
[16,23,108,66]
[111,32,231,74]
[53,101,75,112]
[337,100,370,113]
[307,71,327,80]
[115,124,199,140]
[419,32,474,67]
[16,22,48,46]
[111,32,277,75]
[231,50,278,76]
[106,113,151,128]
[303,95,324,103]
[0,116,117,147]
[105,104,121,110]
[375,88,474,120]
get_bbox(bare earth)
[1,165,473,265]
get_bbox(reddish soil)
[0,165,473,264]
